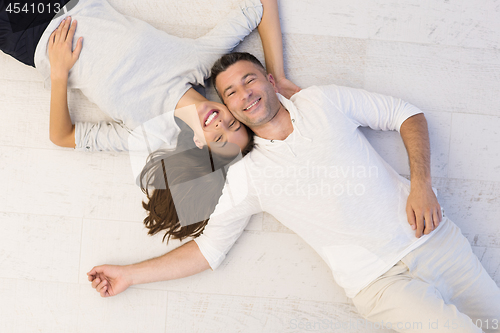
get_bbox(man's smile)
[243,98,261,111]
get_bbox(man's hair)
[211,52,266,98]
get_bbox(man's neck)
[251,104,293,141]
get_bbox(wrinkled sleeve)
[194,0,263,78]
[194,159,262,271]
[74,121,132,152]
[75,110,180,156]
[319,85,424,133]
[127,111,181,186]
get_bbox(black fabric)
[0,0,71,67]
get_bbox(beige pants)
[352,217,500,333]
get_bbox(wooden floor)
[1,0,499,332]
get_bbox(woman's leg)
[0,0,72,66]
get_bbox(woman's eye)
[229,121,235,128]
[228,91,234,97]
[216,135,222,143]
[247,79,254,84]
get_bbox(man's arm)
[319,85,442,237]
[87,240,210,297]
[88,161,259,298]
[400,113,442,238]
[48,17,82,148]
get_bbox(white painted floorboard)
[1,0,499,332]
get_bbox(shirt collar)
[277,93,299,121]
[252,92,312,153]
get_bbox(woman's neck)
[176,87,207,109]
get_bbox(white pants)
[352,217,500,333]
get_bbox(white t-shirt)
[33,0,263,152]
[194,85,446,298]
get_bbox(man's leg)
[352,260,483,333]
[352,216,500,333]
[400,217,500,333]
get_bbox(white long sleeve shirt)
[33,0,263,152]
[194,85,446,298]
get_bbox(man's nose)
[240,87,252,100]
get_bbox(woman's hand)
[48,16,83,81]
[275,77,301,99]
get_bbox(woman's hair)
[139,118,255,244]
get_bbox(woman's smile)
[204,109,219,127]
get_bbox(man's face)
[215,61,281,128]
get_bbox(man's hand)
[48,16,83,81]
[406,183,442,238]
[87,265,133,298]
[276,77,301,99]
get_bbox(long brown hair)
[139,119,255,244]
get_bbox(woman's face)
[196,100,250,154]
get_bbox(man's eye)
[228,91,234,97]
[247,79,254,84]
[215,135,222,143]
[229,121,235,128]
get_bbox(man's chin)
[238,111,266,127]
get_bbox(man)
[204,52,500,332]
[88,52,500,332]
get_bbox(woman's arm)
[47,16,83,148]
[50,76,75,147]
[258,0,300,99]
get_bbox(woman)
[1,0,298,153]
[1,0,298,243]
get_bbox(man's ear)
[193,135,204,149]
[267,73,278,93]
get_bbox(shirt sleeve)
[193,158,262,271]
[194,0,263,78]
[75,110,181,155]
[127,111,182,186]
[74,121,132,152]
[318,85,424,133]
